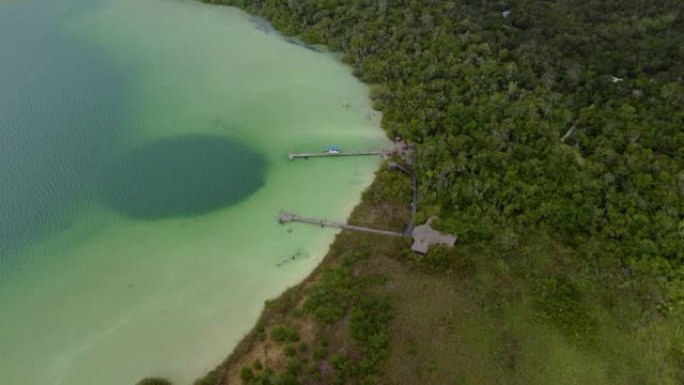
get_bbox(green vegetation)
[196,1,683,384]
[136,378,172,385]
[270,325,300,343]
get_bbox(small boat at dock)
[324,146,341,154]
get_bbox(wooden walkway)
[278,211,405,237]
[279,140,456,254]
[288,151,383,161]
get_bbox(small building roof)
[410,217,457,254]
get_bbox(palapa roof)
[411,217,457,254]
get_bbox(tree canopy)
[198,1,683,383]
[204,0,683,309]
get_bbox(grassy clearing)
[379,229,682,385]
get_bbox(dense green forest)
[194,1,683,384]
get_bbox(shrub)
[286,358,302,376]
[304,267,355,323]
[240,367,254,383]
[421,245,475,276]
[253,359,263,371]
[313,344,327,359]
[270,325,300,343]
[284,344,297,357]
[535,276,597,345]
[136,378,172,385]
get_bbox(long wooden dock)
[288,150,383,161]
[278,211,405,237]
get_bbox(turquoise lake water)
[0,0,386,383]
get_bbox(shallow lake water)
[0,0,386,383]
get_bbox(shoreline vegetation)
[191,163,415,385]
[146,1,681,384]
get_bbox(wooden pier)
[278,211,405,237]
[288,150,384,161]
[279,139,456,254]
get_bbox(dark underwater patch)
[99,135,266,219]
